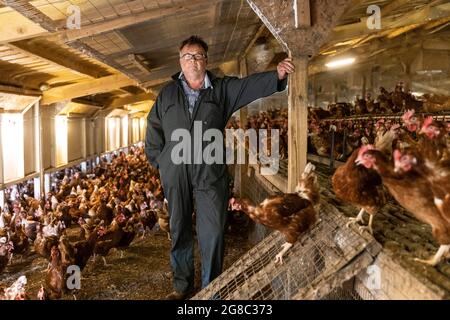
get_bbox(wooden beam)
[8,40,104,78]
[309,40,421,76]
[42,74,135,105]
[246,0,353,55]
[234,57,249,198]
[287,55,308,193]
[386,23,422,39]
[128,54,151,74]
[380,0,410,17]
[5,0,142,84]
[239,58,249,130]
[56,0,219,42]
[423,15,450,30]
[0,11,48,44]
[4,0,63,32]
[241,24,267,59]
[139,76,172,89]
[107,92,157,109]
[0,84,41,96]
[70,100,103,109]
[66,40,141,83]
[330,2,450,43]
[294,0,311,28]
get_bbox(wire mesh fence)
[192,201,380,300]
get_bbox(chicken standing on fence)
[356,114,450,266]
[331,124,399,234]
[230,163,320,264]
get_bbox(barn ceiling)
[0,0,449,115]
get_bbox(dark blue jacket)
[145,70,287,190]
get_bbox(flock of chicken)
[1,86,449,299]
[229,108,449,268]
[226,83,449,162]
[333,110,450,266]
[316,83,450,119]
[0,146,170,300]
[226,109,289,160]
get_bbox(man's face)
[179,44,207,80]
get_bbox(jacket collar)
[171,70,216,87]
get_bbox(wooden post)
[294,0,311,28]
[362,72,366,98]
[235,57,249,197]
[36,101,45,197]
[403,63,412,93]
[288,55,308,193]
[239,58,249,129]
[313,75,318,107]
[0,113,3,187]
[334,80,338,103]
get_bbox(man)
[145,35,294,299]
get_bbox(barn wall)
[106,117,121,151]
[54,115,68,167]
[139,117,146,141]
[0,113,24,182]
[23,105,36,175]
[67,117,84,162]
[131,118,140,143]
[94,117,105,154]
[85,119,95,157]
[121,116,128,147]
[40,105,55,170]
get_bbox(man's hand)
[277,58,295,80]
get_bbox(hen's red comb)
[422,116,433,128]
[393,149,402,161]
[401,109,415,122]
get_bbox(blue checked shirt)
[179,72,213,118]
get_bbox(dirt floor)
[0,219,252,300]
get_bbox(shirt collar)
[179,72,213,89]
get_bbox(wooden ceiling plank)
[6,0,143,85]
[0,10,48,44]
[128,54,151,74]
[380,0,411,17]
[107,92,157,109]
[4,0,63,32]
[8,40,104,78]
[56,0,221,42]
[330,2,450,43]
[42,74,136,104]
[0,84,41,96]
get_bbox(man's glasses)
[180,53,207,61]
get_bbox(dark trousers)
[164,167,228,293]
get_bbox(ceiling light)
[325,57,356,69]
